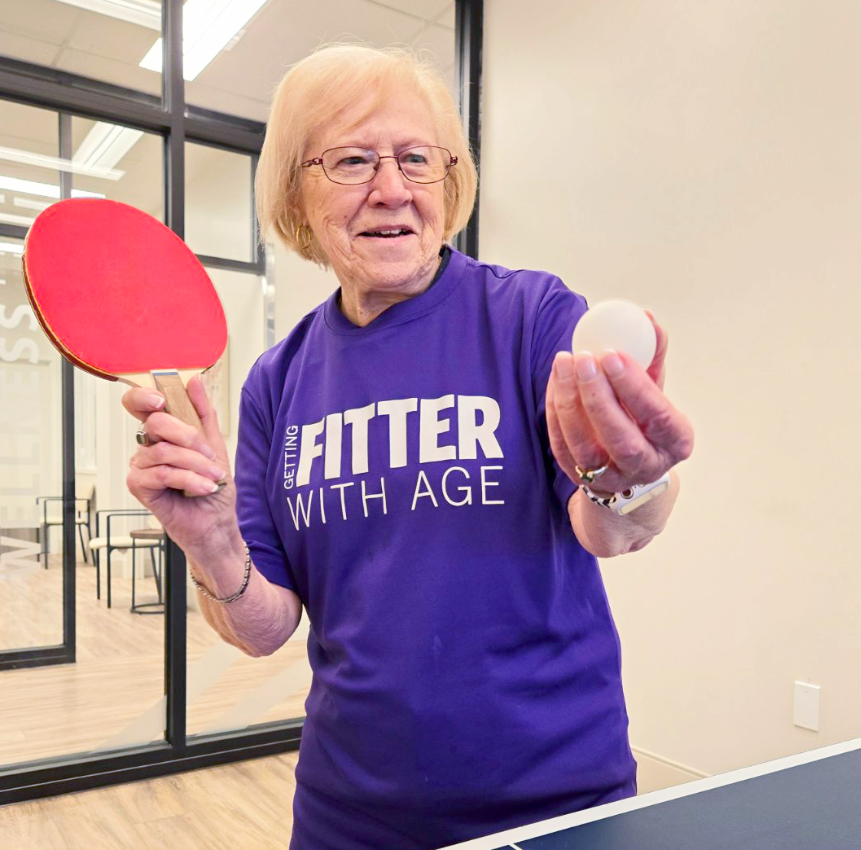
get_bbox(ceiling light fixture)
[0,145,123,180]
[13,198,52,212]
[0,176,104,201]
[0,242,24,256]
[0,212,36,227]
[140,0,270,81]
[53,0,160,30]
[73,123,144,173]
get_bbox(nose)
[367,157,412,207]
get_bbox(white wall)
[271,240,339,342]
[482,0,861,781]
[0,274,62,532]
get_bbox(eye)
[338,154,372,167]
[401,152,428,165]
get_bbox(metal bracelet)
[190,545,252,605]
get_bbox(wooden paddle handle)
[151,370,220,498]
[152,370,205,434]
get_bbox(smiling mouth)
[359,228,415,238]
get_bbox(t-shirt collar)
[324,246,465,335]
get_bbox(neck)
[338,254,442,327]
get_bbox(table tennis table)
[439,737,861,850]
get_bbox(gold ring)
[135,429,151,447]
[575,463,608,483]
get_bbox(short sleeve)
[531,279,589,508]
[234,386,301,595]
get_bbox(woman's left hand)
[546,315,694,497]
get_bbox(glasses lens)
[398,146,451,183]
[322,147,378,184]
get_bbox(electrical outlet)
[794,681,820,732]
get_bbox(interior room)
[1,0,859,848]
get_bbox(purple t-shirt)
[235,248,636,849]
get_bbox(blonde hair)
[255,44,478,266]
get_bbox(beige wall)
[481,0,861,781]
[271,240,338,341]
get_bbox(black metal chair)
[88,509,160,608]
[36,493,92,567]
[130,527,165,615]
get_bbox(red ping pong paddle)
[22,198,228,497]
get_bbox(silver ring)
[135,429,151,447]
[575,463,608,483]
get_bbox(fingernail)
[201,444,216,461]
[210,467,225,480]
[148,394,165,409]
[556,354,575,381]
[208,482,220,494]
[601,351,624,377]
[574,353,597,382]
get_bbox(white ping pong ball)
[571,299,657,369]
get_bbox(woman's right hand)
[123,375,239,559]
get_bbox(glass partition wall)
[0,0,480,804]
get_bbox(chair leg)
[107,547,112,608]
[77,524,87,564]
[150,547,163,602]
[131,544,137,612]
[95,548,100,600]
[41,523,49,569]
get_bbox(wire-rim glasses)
[301,146,457,185]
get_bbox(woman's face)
[300,91,447,298]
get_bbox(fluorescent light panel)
[53,0,160,30]
[140,0,269,81]
[0,175,104,200]
[73,123,144,172]
[0,145,123,180]
[0,242,24,256]
[13,197,52,212]
[0,212,36,227]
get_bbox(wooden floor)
[0,750,300,849]
[0,551,311,767]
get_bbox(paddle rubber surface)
[23,198,227,379]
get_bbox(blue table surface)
[489,748,861,850]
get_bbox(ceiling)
[0,0,456,240]
[0,0,456,119]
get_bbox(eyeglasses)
[301,146,457,185]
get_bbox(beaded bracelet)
[190,545,252,605]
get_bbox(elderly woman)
[125,45,693,850]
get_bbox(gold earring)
[295,224,314,250]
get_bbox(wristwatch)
[582,472,671,516]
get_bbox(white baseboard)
[632,745,709,794]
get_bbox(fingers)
[141,410,217,459]
[132,440,225,481]
[128,464,223,499]
[128,440,226,501]
[549,353,607,477]
[576,352,664,483]
[587,351,694,471]
[546,363,586,476]
[186,375,223,447]
[124,375,232,506]
[550,348,693,493]
[122,387,166,423]
[644,310,668,389]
